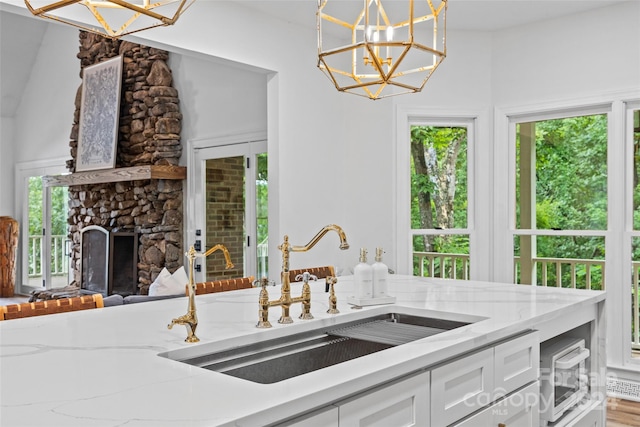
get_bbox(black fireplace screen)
[81,226,108,294]
[80,226,138,296]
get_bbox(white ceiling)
[0,1,628,118]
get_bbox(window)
[629,106,640,358]
[514,113,608,290]
[411,125,470,279]
[395,111,477,278]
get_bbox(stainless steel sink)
[160,312,475,384]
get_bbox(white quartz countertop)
[0,275,605,427]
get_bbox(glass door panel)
[256,153,268,279]
[27,176,44,289]
[50,185,71,287]
[204,155,246,280]
[194,140,267,283]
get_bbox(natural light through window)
[514,114,608,288]
[410,125,469,279]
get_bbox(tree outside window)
[515,114,607,290]
[410,126,469,278]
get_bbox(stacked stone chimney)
[67,32,184,294]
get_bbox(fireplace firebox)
[80,226,138,296]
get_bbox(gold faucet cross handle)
[295,272,318,284]
[253,277,276,288]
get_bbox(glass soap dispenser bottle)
[354,248,373,300]
[372,247,388,298]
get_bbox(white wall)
[168,53,268,146]
[0,116,14,216]
[492,1,640,106]
[11,22,78,165]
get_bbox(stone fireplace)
[65,32,185,294]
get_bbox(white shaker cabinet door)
[494,332,539,397]
[339,371,430,427]
[431,348,495,426]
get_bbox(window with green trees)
[27,177,69,286]
[515,114,607,290]
[630,108,640,350]
[410,125,469,278]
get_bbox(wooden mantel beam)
[42,165,186,187]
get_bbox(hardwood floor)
[608,397,640,426]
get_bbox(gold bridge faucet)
[257,224,349,327]
[168,244,234,342]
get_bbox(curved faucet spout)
[289,224,350,253]
[268,224,349,325]
[199,244,234,270]
[168,243,234,342]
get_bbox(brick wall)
[205,157,245,279]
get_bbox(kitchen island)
[0,275,605,426]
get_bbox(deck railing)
[414,251,640,349]
[513,256,605,290]
[414,251,470,280]
[28,235,68,277]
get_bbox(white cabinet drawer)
[449,406,492,426]
[492,381,539,426]
[276,406,339,426]
[494,331,539,397]
[431,348,494,426]
[452,381,539,427]
[560,399,604,427]
[339,371,430,427]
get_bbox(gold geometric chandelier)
[24,0,196,40]
[317,0,447,100]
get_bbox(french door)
[192,139,267,283]
[16,160,71,293]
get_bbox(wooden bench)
[189,276,256,296]
[0,294,104,321]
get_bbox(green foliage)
[28,177,43,236]
[535,199,561,230]
[410,125,469,276]
[516,114,608,262]
[411,115,609,284]
[256,153,268,241]
[27,177,69,278]
[410,125,468,242]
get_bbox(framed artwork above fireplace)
[76,55,123,172]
